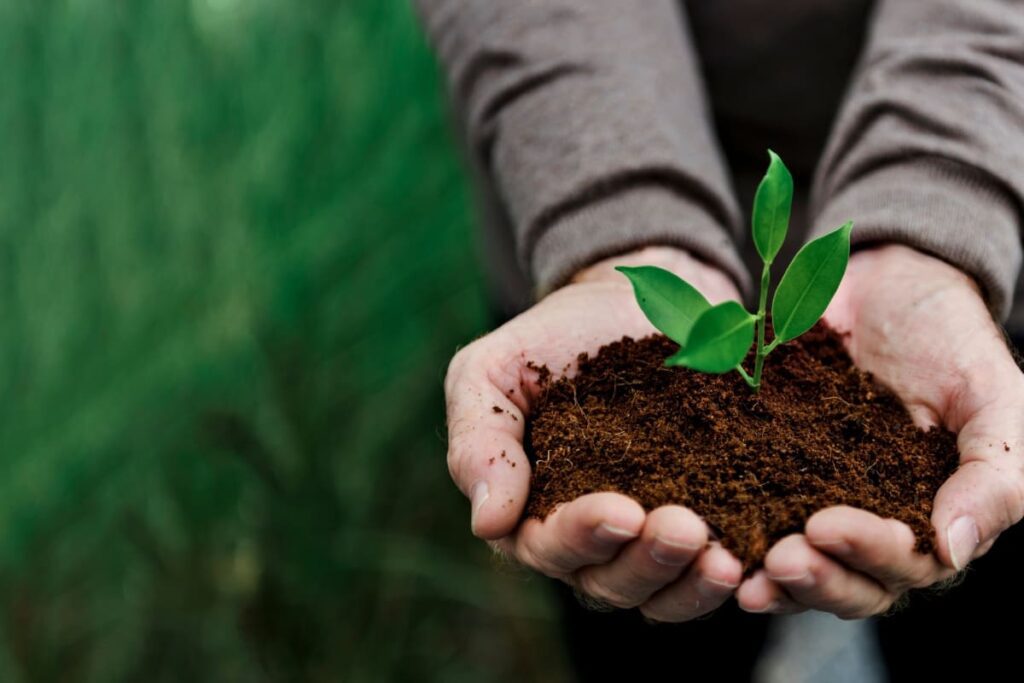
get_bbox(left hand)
[736,244,1024,618]
[443,247,748,623]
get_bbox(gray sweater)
[415,0,1024,328]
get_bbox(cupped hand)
[737,244,1024,618]
[445,247,745,621]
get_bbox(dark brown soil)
[524,323,960,572]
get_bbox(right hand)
[445,246,747,621]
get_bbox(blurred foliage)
[0,0,567,680]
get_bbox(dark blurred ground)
[0,1,567,680]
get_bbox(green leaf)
[771,221,853,343]
[615,266,711,345]
[665,301,755,373]
[752,150,794,264]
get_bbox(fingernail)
[650,537,702,566]
[696,576,739,597]
[470,481,489,532]
[947,516,979,571]
[745,601,779,614]
[594,523,639,543]
[768,571,814,588]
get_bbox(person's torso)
[687,0,874,184]
[488,0,1024,334]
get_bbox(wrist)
[570,246,742,304]
[828,243,990,337]
[845,243,982,303]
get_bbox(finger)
[931,456,1024,572]
[639,542,742,623]
[512,492,646,576]
[444,343,532,540]
[574,506,707,608]
[804,506,949,591]
[736,569,806,615]
[763,534,895,619]
[931,367,1024,570]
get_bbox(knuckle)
[971,460,1024,530]
[445,342,488,401]
[444,419,477,487]
[838,596,888,621]
[446,451,461,488]
[841,604,876,621]
[872,593,897,617]
[576,573,640,609]
[513,542,551,576]
[517,538,569,577]
[639,599,697,624]
[486,352,524,396]
[904,565,936,591]
[444,346,472,390]
[445,437,470,490]
[446,410,474,442]
[815,588,850,613]
[638,602,670,623]
[1004,466,1024,524]
[808,569,854,611]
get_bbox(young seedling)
[617,151,852,392]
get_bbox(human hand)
[737,244,1024,618]
[445,247,747,621]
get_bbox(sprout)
[617,151,852,392]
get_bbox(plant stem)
[735,364,756,388]
[751,261,771,392]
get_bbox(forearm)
[810,0,1024,320]
[414,0,749,299]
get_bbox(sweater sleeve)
[810,0,1024,320]
[413,0,750,297]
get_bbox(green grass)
[0,1,567,680]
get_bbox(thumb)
[445,344,533,540]
[932,362,1024,571]
[932,422,1024,571]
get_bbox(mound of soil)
[524,323,960,571]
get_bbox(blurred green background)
[0,1,568,680]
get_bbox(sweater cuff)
[531,185,752,299]
[813,160,1021,321]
